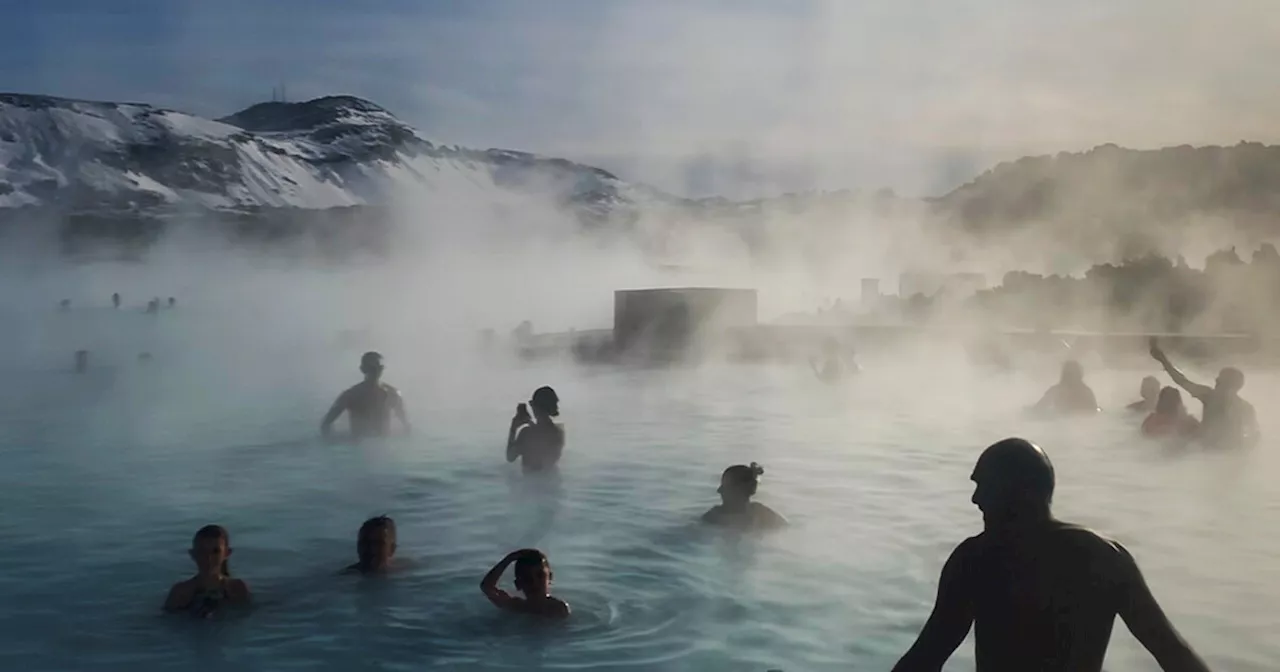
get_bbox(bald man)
[892,438,1210,672]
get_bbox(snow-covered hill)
[0,93,659,223]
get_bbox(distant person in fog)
[74,349,89,373]
[163,524,251,618]
[146,298,160,314]
[112,292,121,309]
[1031,360,1099,416]
[1141,387,1200,439]
[344,516,397,575]
[167,297,176,308]
[321,351,410,440]
[1150,337,1258,448]
[1127,376,1161,414]
[892,438,1210,672]
[58,299,70,311]
[507,386,564,473]
[702,463,787,530]
[480,548,570,618]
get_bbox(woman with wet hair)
[163,525,252,617]
[506,386,565,473]
[702,463,788,530]
[1141,387,1200,439]
[345,516,397,574]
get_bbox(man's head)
[1060,360,1084,385]
[360,352,385,379]
[971,438,1055,528]
[531,386,559,417]
[1215,367,1244,394]
[1140,375,1160,401]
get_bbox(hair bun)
[750,462,764,476]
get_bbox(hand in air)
[1148,336,1164,361]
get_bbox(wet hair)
[973,438,1055,507]
[1061,360,1083,381]
[512,548,551,592]
[721,462,764,497]
[531,386,559,415]
[193,524,232,576]
[360,351,384,374]
[356,516,396,566]
[1218,367,1244,392]
[1155,386,1183,415]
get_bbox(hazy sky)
[3,0,1277,197]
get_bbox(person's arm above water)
[162,580,195,613]
[1150,341,1213,402]
[892,540,976,672]
[1115,543,1212,672]
[506,405,530,463]
[389,386,411,435]
[480,551,527,611]
[320,390,350,437]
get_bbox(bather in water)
[480,549,570,619]
[891,438,1210,672]
[506,386,564,474]
[320,352,411,441]
[163,525,251,618]
[1150,338,1258,448]
[344,516,397,575]
[1126,376,1160,414]
[1029,360,1099,416]
[701,463,787,530]
[1141,387,1200,440]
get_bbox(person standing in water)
[1031,360,1099,415]
[321,352,410,440]
[702,463,787,530]
[344,516,397,575]
[1127,376,1161,413]
[163,525,252,618]
[1150,337,1258,448]
[112,292,121,309]
[891,438,1210,672]
[480,548,570,618]
[506,386,564,473]
[1142,387,1200,439]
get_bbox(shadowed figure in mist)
[163,525,252,618]
[1029,360,1099,416]
[701,463,787,530]
[343,516,397,575]
[1141,387,1200,440]
[74,350,89,374]
[480,548,570,619]
[809,337,858,383]
[321,352,410,441]
[892,438,1210,672]
[506,386,564,473]
[58,298,70,311]
[1127,376,1161,414]
[1150,338,1258,448]
[112,292,121,309]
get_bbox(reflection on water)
[0,323,1278,671]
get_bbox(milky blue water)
[1,306,1278,671]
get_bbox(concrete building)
[860,278,881,304]
[613,287,757,356]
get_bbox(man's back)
[962,521,1130,671]
[342,381,397,438]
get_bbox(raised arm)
[320,390,349,437]
[480,551,524,610]
[1150,340,1213,401]
[892,543,976,672]
[1116,545,1212,672]
[506,405,530,463]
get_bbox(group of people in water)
[65,293,178,372]
[1033,337,1259,448]
[156,335,1255,669]
[169,351,787,623]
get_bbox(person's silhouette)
[893,438,1210,672]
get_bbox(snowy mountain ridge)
[0,93,653,223]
